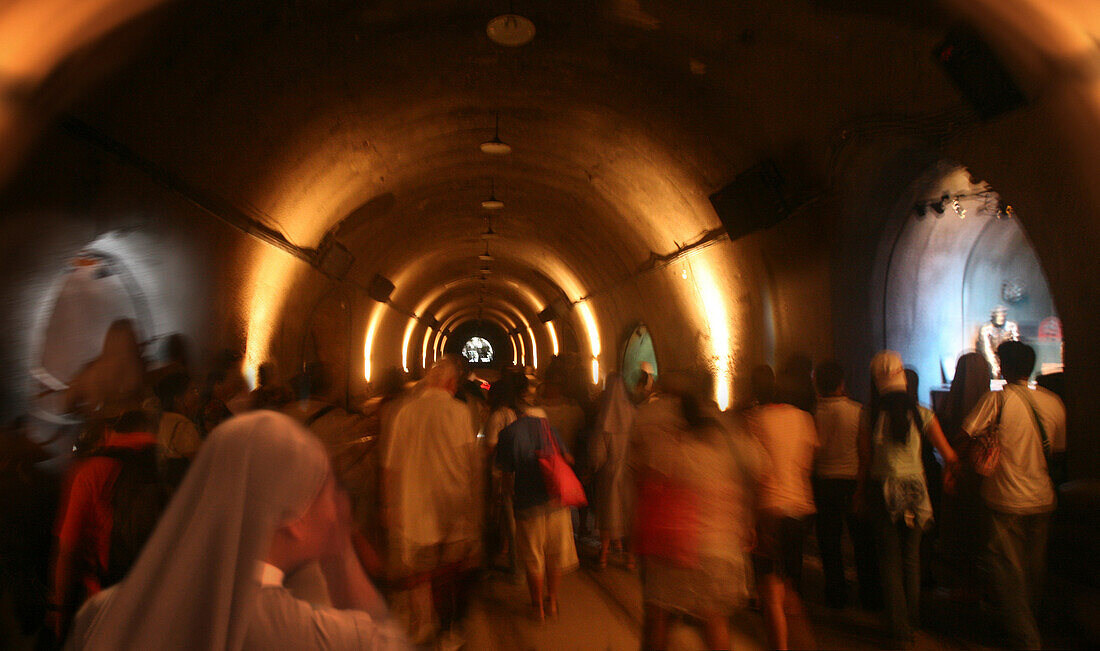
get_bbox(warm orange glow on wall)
[363,305,381,382]
[547,321,559,356]
[526,325,538,369]
[400,317,416,373]
[685,255,733,410]
[577,301,601,384]
[244,249,299,389]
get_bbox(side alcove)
[881,163,1060,397]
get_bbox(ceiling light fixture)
[480,113,512,155]
[481,178,504,210]
[480,217,500,240]
[486,13,535,47]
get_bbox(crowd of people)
[0,317,1069,650]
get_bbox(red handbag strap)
[540,418,559,455]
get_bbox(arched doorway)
[881,163,1060,399]
[620,323,658,393]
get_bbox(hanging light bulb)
[480,217,500,240]
[481,178,504,210]
[486,13,535,47]
[480,113,512,155]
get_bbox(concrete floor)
[462,537,1088,650]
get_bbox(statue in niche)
[978,305,1020,378]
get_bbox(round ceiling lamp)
[480,220,500,240]
[481,178,504,210]
[480,113,512,155]
[486,13,535,47]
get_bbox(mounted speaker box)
[935,27,1026,120]
[709,160,793,241]
[316,234,354,279]
[538,299,572,323]
[368,274,395,303]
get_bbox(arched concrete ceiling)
[56,0,962,344]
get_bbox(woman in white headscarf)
[65,411,407,650]
[589,373,637,569]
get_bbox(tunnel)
[2,1,1100,649]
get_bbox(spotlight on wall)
[952,197,966,219]
[480,113,512,155]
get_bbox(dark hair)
[904,368,919,403]
[869,381,921,444]
[750,365,776,405]
[112,409,151,434]
[814,361,844,396]
[201,399,232,437]
[489,369,527,412]
[155,371,192,413]
[659,371,717,434]
[164,334,189,367]
[997,341,1036,382]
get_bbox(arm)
[924,415,959,492]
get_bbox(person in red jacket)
[49,409,159,638]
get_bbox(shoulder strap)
[1009,386,1050,460]
[304,404,338,427]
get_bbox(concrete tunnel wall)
[0,0,1099,479]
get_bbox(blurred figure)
[857,351,957,647]
[778,354,815,413]
[537,368,585,455]
[631,372,765,650]
[283,363,374,536]
[935,353,990,604]
[812,360,880,610]
[588,372,636,570]
[210,349,250,414]
[362,367,408,550]
[153,371,201,487]
[50,409,166,640]
[0,418,58,646]
[632,362,656,404]
[744,364,818,650]
[199,398,232,439]
[483,369,530,573]
[963,341,1065,649]
[146,333,191,388]
[381,357,481,645]
[249,362,292,411]
[65,411,406,649]
[495,372,577,624]
[65,320,147,453]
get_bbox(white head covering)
[871,350,907,395]
[70,411,330,651]
[596,373,636,437]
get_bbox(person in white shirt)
[812,360,880,610]
[745,365,819,650]
[381,356,482,645]
[963,341,1066,649]
[65,410,407,650]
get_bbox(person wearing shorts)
[495,406,579,623]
